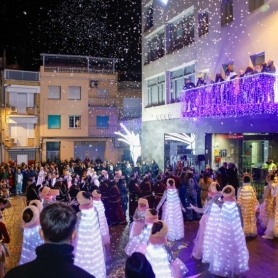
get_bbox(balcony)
[88,98,116,107]
[88,126,119,137]
[180,73,278,118]
[4,70,39,81]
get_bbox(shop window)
[96,116,109,128]
[146,75,165,107]
[48,86,61,99]
[69,116,81,128]
[198,9,209,37]
[221,0,233,26]
[48,115,61,129]
[68,86,81,100]
[249,0,264,12]
[167,10,194,53]
[144,2,154,32]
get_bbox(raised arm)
[156,190,167,211]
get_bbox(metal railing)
[88,98,116,107]
[44,66,115,75]
[180,73,278,118]
[4,70,39,81]
[88,125,119,137]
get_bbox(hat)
[138,198,149,206]
[156,174,162,181]
[151,221,168,238]
[92,190,101,198]
[29,200,43,213]
[41,186,51,197]
[109,174,115,181]
[222,185,235,198]
[166,178,175,187]
[77,191,92,206]
[145,209,158,223]
[208,182,220,193]
[22,205,40,228]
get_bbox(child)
[19,206,43,265]
[74,191,106,278]
[208,185,249,277]
[238,175,257,237]
[92,190,110,246]
[129,198,149,238]
[125,208,158,256]
[139,221,188,278]
[156,178,185,241]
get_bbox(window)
[68,86,81,100]
[144,3,154,32]
[96,116,109,128]
[250,52,265,67]
[123,98,142,118]
[146,75,165,107]
[167,11,194,53]
[249,0,264,12]
[170,64,195,103]
[198,10,209,37]
[145,30,165,64]
[48,115,61,129]
[69,116,81,128]
[48,86,61,99]
[97,89,109,98]
[221,0,233,26]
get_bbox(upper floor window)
[167,11,194,53]
[198,9,209,37]
[144,30,165,64]
[69,116,81,128]
[221,0,233,26]
[48,86,61,99]
[249,0,264,12]
[96,116,109,128]
[48,115,61,129]
[97,89,109,98]
[144,2,154,32]
[146,75,165,107]
[68,86,81,100]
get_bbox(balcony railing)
[88,98,116,107]
[4,70,39,81]
[88,125,119,137]
[44,66,115,75]
[180,73,278,118]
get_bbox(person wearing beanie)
[139,221,188,278]
[207,185,249,277]
[188,182,222,260]
[19,206,43,265]
[129,198,149,238]
[152,175,166,217]
[128,173,142,223]
[107,174,127,226]
[156,179,185,241]
[125,209,158,256]
[237,175,258,238]
[74,191,106,278]
[92,190,110,246]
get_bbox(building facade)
[141,0,278,174]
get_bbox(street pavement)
[3,195,278,278]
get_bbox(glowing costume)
[74,192,106,278]
[157,178,185,241]
[208,185,249,277]
[19,206,43,265]
[92,190,110,246]
[237,182,257,237]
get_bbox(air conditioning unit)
[10,106,18,114]
[90,80,98,88]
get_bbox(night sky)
[0,0,141,71]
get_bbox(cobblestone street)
[3,196,278,278]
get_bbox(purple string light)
[180,73,277,118]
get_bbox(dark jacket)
[4,243,95,278]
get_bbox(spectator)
[4,203,94,278]
[266,60,276,73]
[182,78,195,90]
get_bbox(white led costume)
[74,206,106,278]
[208,186,249,277]
[157,179,185,241]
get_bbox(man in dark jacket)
[25,178,41,205]
[4,203,94,278]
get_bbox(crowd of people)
[0,156,276,277]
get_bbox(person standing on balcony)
[183,78,195,112]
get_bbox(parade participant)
[157,178,185,241]
[128,173,141,222]
[152,175,166,217]
[19,206,43,265]
[92,190,110,246]
[74,191,106,278]
[125,208,158,256]
[29,199,43,213]
[99,171,110,223]
[129,198,149,238]
[140,173,153,208]
[115,169,128,216]
[139,221,188,278]
[208,185,249,277]
[108,174,127,225]
[238,175,258,237]
[163,166,182,190]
